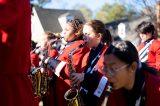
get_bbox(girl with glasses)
[103,40,160,106]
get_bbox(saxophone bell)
[64,88,81,106]
[64,88,78,101]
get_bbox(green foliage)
[96,3,128,23]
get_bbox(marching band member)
[31,31,59,68]
[44,19,90,106]
[0,0,36,106]
[136,21,160,71]
[104,40,160,106]
[30,31,61,106]
[70,20,112,105]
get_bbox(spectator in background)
[104,40,160,106]
[0,0,36,106]
[136,21,160,72]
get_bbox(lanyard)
[84,45,105,73]
[86,51,102,73]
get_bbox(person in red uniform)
[0,0,36,106]
[44,19,90,106]
[136,21,160,71]
[31,31,59,68]
[68,20,112,105]
[103,40,160,106]
[31,31,61,106]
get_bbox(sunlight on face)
[63,23,75,42]
[40,33,49,49]
[139,32,153,43]
[139,33,147,42]
[83,25,101,48]
[103,54,130,90]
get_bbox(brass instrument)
[30,48,49,98]
[64,88,80,106]
[31,67,49,97]
[64,41,87,106]
[31,68,42,97]
[40,66,49,96]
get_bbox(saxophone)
[40,65,49,96]
[31,68,42,97]
[64,41,87,106]
[30,48,49,98]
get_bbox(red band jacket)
[45,39,90,106]
[138,39,160,71]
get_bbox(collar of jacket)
[144,37,154,45]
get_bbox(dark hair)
[85,20,112,45]
[44,31,58,41]
[105,40,139,65]
[31,40,37,51]
[102,29,112,45]
[67,19,83,37]
[105,40,159,75]
[136,21,155,35]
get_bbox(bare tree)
[129,0,160,37]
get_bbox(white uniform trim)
[139,40,153,62]
[55,61,66,77]
[94,76,108,97]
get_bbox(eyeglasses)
[105,64,129,76]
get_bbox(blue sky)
[43,0,116,11]
[32,0,157,12]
